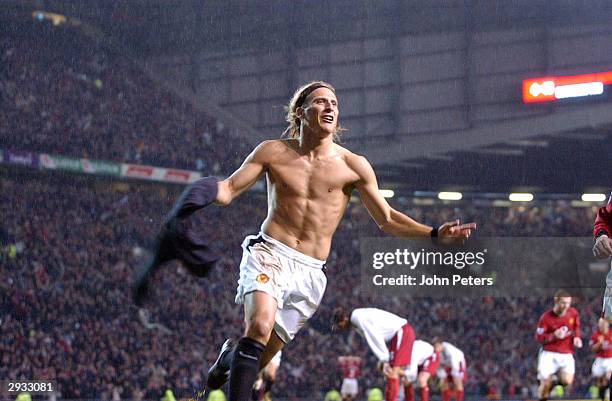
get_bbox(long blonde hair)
[282,81,346,141]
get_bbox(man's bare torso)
[260,139,361,260]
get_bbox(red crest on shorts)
[256,274,270,284]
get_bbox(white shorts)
[537,350,575,380]
[602,264,612,320]
[235,232,327,343]
[405,340,435,383]
[592,357,612,378]
[341,378,358,398]
[436,358,467,380]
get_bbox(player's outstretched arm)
[350,154,475,239]
[215,141,270,205]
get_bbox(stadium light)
[438,192,462,200]
[380,189,395,198]
[509,193,534,202]
[522,70,612,103]
[581,193,606,202]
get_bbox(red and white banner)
[121,163,202,184]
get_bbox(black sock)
[229,337,265,401]
[600,386,607,400]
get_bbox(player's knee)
[387,366,401,379]
[246,319,274,342]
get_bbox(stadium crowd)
[1,21,250,173]
[0,174,604,400]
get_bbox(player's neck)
[553,308,567,316]
[298,130,335,158]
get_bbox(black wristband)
[430,227,438,238]
[596,230,609,239]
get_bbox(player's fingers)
[460,223,477,230]
[595,243,611,258]
[603,239,612,255]
[443,220,460,229]
[593,246,601,258]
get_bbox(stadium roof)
[4,0,611,194]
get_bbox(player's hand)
[437,220,477,244]
[574,337,583,348]
[593,235,612,259]
[382,362,393,378]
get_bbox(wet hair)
[282,81,346,141]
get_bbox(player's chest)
[548,315,577,330]
[267,158,354,196]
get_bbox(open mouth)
[321,115,334,123]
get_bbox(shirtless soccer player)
[133,81,475,401]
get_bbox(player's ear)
[295,106,305,119]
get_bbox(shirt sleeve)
[352,309,390,362]
[535,314,555,344]
[574,312,581,338]
[594,193,612,238]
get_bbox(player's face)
[301,87,338,135]
[599,318,610,333]
[553,296,571,314]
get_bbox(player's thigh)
[592,358,606,378]
[537,351,558,381]
[602,357,612,379]
[557,354,575,384]
[244,290,278,335]
[417,372,431,388]
[451,374,464,390]
[558,371,574,385]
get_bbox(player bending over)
[432,339,467,401]
[332,307,423,401]
[401,340,439,401]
